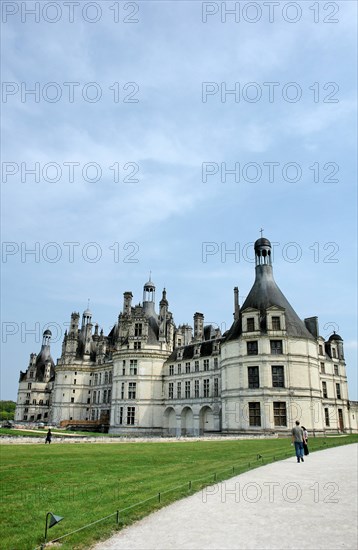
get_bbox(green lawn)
[1,435,357,549]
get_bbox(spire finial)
[87,298,90,309]
[149,270,152,282]
[260,228,264,238]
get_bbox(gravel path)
[91,444,358,550]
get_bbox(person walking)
[302,426,309,456]
[291,420,304,463]
[45,429,52,444]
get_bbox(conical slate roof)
[226,237,314,341]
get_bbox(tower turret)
[82,307,92,328]
[143,276,156,316]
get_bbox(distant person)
[45,429,52,444]
[291,420,304,463]
[302,426,309,456]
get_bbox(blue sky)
[1,0,357,401]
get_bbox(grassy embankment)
[1,435,357,549]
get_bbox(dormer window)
[272,316,281,330]
[332,348,337,358]
[134,323,142,337]
[247,318,255,332]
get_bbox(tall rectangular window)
[273,402,287,426]
[247,341,258,355]
[272,366,284,388]
[194,360,199,372]
[336,383,341,399]
[122,360,126,376]
[127,407,135,425]
[319,344,324,355]
[185,362,191,373]
[185,381,191,398]
[334,365,339,376]
[134,323,142,336]
[128,382,136,399]
[248,366,260,389]
[169,382,174,399]
[272,316,281,330]
[194,380,199,398]
[214,357,218,369]
[214,378,219,397]
[320,362,325,374]
[129,360,137,375]
[332,348,337,358]
[247,318,255,331]
[177,382,181,399]
[119,406,123,425]
[177,364,182,375]
[249,402,261,426]
[270,340,283,354]
[169,365,174,376]
[324,407,330,427]
[322,381,328,398]
[203,379,210,398]
[103,390,107,403]
[203,359,209,371]
[121,383,125,399]
[134,342,141,350]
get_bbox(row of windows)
[247,340,283,356]
[176,342,220,360]
[122,360,138,376]
[245,402,343,428]
[246,316,281,332]
[247,402,287,426]
[92,389,112,404]
[324,407,344,427]
[168,379,219,399]
[92,372,112,385]
[248,366,285,388]
[23,412,48,420]
[319,344,338,359]
[90,409,111,421]
[169,358,219,376]
[320,363,340,375]
[322,381,341,399]
[120,382,137,400]
[117,406,136,425]
[24,399,49,406]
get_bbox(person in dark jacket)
[302,426,309,456]
[45,429,52,444]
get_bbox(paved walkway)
[92,444,358,550]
